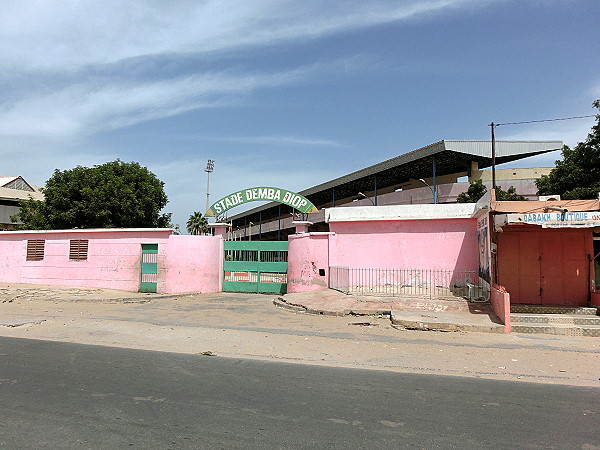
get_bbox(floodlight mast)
[205,160,215,217]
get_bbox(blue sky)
[1,0,598,230]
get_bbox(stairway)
[510,305,600,337]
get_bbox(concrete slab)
[279,289,505,334]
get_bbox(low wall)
[287,232,331,293]
[328,217,478,272]
[490,284,511,333]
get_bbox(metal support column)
[374,175,378,206]
[432,156,437,204]
[277,205,281,241]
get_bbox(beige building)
[0,176,44,230]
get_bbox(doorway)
[496,228,590,306]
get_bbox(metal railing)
[329,266,485,300]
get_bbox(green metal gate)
[140,244,158,293]
[223,241,288,294]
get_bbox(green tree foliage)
[536,100,600,199]
[12,160,171,229]
[457,179,527,203]
[495,186,527,201]
[186,211,210,235]
[457,179,487,203]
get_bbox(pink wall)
[328,218,478,271]
[0,230,172,292]
[164,235,223,294]
[490,284,511,333]
[287,233,331,293]
[0,230,224,294]
[0,233,25,283]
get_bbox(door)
[140,244,158,293]
[496,230,541,304]
[223,241,288,294]
[497,229,589,306]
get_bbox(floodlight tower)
[205,159,215,216]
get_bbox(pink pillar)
[209,223,231,238]
[292,221,312,234]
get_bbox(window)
[26,240,45,261]
[69,239,89,261]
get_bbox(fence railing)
[329,266,486,300]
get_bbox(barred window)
[26,240,45,261]
[69,239,89,261]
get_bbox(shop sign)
[206,187,318,217]
[498,211,600,228]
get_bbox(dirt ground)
[1,283,599,387]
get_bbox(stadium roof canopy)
[227,140,562,226]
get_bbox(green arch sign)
[206,186,317,217]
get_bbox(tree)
[457,179,527,203]
[457,179,487,203]
[186,212,210,235]
[12,160,171,229]
[536,99,600,199]
[495,186,527,201]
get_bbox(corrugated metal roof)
[444,140,563,158]
[0,187,44,201]
[228,140,563,223]
[0,176,19,186]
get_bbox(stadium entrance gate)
[223,240,288,294]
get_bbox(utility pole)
[204,159,214,216]
[489,122,496,190]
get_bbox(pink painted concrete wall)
[328,218,478,271]
[287,233,331,293]
[0,230,172,292]
[0,230,224,294]
[164,235,223,294]
[490,284,511,333]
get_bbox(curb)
[273,297,307,313]
[390,315,505,334]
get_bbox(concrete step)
[511,323,600,337]
[511,313,600,326]
[510,305,599,315]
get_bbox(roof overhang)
[325,204,477,223]
[228,139,563,224]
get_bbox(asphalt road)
[0,337,598,449]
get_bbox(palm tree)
[186,212,209,235]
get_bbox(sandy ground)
[0,283,599,387]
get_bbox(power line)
[488,112,596,189]
[495,114,596,127]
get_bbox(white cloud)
[0,1,491,71]
[0,66,312,137]
[207,135,344,147]
[0,0,501,139]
